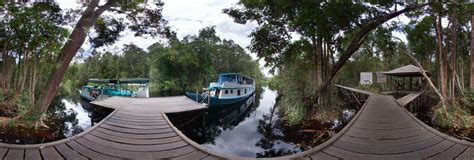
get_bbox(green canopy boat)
[79,78,149,101]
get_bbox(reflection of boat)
[208,95,255,125]
[186,73,255,106]
[79,78,149,101]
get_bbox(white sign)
[376,71,386,84]
[360,72,373,85]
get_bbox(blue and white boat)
[186,73,255,106]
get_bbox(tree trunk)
[404,52,449,119]
[315,3,430,95]
[470,14,474,90]
[311,35,322,105]
[434,14,447,98]
[450,0,458,100]
[34,0,112,113]
[19,48,29,93]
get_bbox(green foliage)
[148,27,264,96]
[432,104,473,131]
[279,99,306,126]
[74,27,264,97]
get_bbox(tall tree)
[471,13,474,89]
[450,0,458,99]
[34,0,171,114]
[226,1,430,104]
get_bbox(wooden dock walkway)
[1,86,473,159]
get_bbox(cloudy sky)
[58,0,266,73]
[57,1,413,76]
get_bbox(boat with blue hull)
[186,73,255,106]
[80,78,150,101]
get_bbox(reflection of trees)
[255,103,307,158]
[0,92,114,144]
[80,99,114,126]
[47,95,83,138]
[171,88,263,145]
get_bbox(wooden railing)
[396,91,427,113]
[335,85,372,109]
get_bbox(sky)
[57,0,267,74]
[57,1,414,77]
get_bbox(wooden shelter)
[383,64,430,91]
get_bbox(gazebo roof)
[383,64,431,77]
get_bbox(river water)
[0,93,113,144]
[168,87,356,158]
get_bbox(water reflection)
[0,93,113,144]
[169,87,358,158]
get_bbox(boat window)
[245,89,247,94]
[237,90,241,96]
[218,75,234,83]
[225,90,228,94]
[231,90,233,94]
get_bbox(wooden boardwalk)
[1,87,473,159]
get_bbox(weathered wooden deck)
[1,86,473,159]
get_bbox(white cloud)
[56,0,273,76]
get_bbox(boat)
[79,78,149,101]
[186,73,255,106]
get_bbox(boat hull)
[186,91,254,107]
[79,90,94,101]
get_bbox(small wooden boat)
[186,73,255,106]
[79,78,149,101]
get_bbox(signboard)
[376,71,387,84]
[360,72,373,85]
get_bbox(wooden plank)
[99,123,174,134]
[348,124,424,134]
[104,120,170,130]
[107,117,168,126]
[429,144,467,160]
[24,149,41,160]
[172,150,208,160]
[201,155,223,160]
[95,127,177,139]
[455,147,474,160]
[151,145,197,159]
[40,147,64,160]
[352,123,419,130]
[0,148,8,159]
[75,137,153,159]
[388,140,455,158]
[55,144,88,160]
[323,146,370,159]
[345,127,432,140]
[332,136,445,154]
[90,130,181,145]
[310,151,340,160]
[4,149,24,160]
[113,113,164,119]
[67,140,120,160]
[82,134,188,152]
[339,132,436,147]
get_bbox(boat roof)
[219,73,254,80]
[88,79,118,84]
[88,78,149,84]
[119,78,149,84]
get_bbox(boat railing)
[198,90,211,106]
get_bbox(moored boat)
[186,73,255,106]
[79,78,149,101]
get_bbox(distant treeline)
[66,27,264,96]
